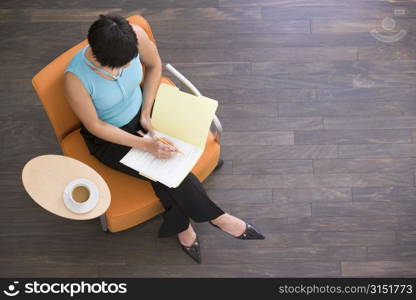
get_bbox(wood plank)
[342,261,416,277]
[314,158,416,174]
[312,18,416,34]
[398,216,416,230]
[205,188,273,206]
[301,231,396,247]
[295,129,413,145]
[324,116,416,130]
[0,202,102,235]
[352,73,416,88]
[368,246,416,260]
[252,60,416,75]
[0,0,220,9]
[352,186,416,201]
[198,88,317,104]
[0,105,46,120]
[159,32,410,48]
[397,230,416,245]
[312,202,416,217]
[26,8,124,22]
[0,120,60,168]
[204,173,413,189]
[154,20,310,37]
[199,246,366,264]
[132,7,262,22]
[0,77,36,96]
[338,144,416,158]
[359,45,416,60]
[262,5,416,20]
[318,87,416,102]
[221,117,323,131]
[279,101,416,117]
[231,203,312,218]
[98,261,341,277]
[0,258,100,277]
[221,131,294,146]
[1,93,43,108]
[161,62,250,76]
[220,145,338,160]
[286,216,409,232]
[220,0,415,8]
[159,47,358,63]
[174,74,353,89]
[217,103,278,118]
[258,231,396,247]
[273,187,352,203]
[233,159,313,175]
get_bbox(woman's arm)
[64,72,175,158]
[132,24,162,119]
[63,72,150,151]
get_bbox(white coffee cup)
[63,178,99,214]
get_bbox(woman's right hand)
[143,137,176,159]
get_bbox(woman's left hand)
[138,113,156,138]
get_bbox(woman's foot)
[209,213,247,237]
[177,223,201,264]
[209,213,265,240]
[177,223,197,246]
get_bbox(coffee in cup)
[71,185,90,203]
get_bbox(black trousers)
[80,107,225,237]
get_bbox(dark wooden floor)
[1,0,416,277]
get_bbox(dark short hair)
[87,14,138,68]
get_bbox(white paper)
[120,130,203,188]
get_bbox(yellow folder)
[151,83,219,148]
[120,83,218,187]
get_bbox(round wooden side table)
[22,154,111,230]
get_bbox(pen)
[156,136,184,154]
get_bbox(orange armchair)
[31,15,223,233]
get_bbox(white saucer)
[63,178,99,214]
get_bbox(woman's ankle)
[178,223,191,234]
[210,214,246,236]
[177,223,196,246]
[210,213,230,226]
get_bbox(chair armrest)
[164,63,223,143]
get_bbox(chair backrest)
[32,15,157,144]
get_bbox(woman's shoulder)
[64,46,94,94]
[65,46,88,74]
[131,24,150,48]
[131,24,146,37]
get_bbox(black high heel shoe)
[177,235,202,264]
[209,220,265,240]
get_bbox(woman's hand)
[137,128,176,159]
[143,137,176,159]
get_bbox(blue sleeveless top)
[64,45,143,127]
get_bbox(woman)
[64,14,264,264]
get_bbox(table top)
[22,154,111,220]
